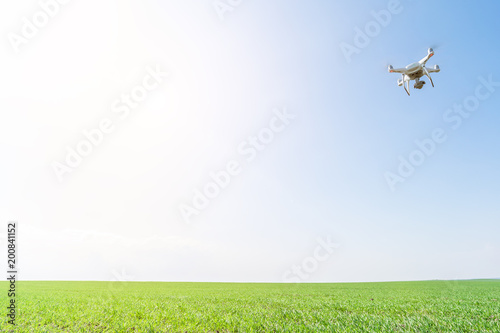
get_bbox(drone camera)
[414,81,425,89]
[397,78,404,86]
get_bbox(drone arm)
[427,65,440,73]
[419,54,432,65]
[419,48,435,65]
[388,67,406,74]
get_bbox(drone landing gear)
[403,76,410,96]
[423,67,434,87]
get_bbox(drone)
[388,48,440,96]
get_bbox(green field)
[2,280,499,332]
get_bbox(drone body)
[388,48,440,96]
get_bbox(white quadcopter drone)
[388,48,440,96]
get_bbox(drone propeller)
[428,44,446,56]
[382,58,397,72]
[429,44,442,51]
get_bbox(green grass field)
[1,280,499,332]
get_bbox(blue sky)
[1,0,499,282]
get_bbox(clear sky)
[0,0,499,282]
